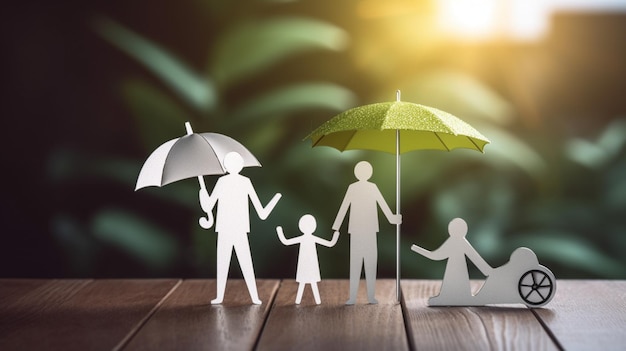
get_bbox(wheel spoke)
[524,289,534,299]
[538,275,547,285]
[536,289,546,300]
[530,272,537,285]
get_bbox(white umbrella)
[135,121,261,227]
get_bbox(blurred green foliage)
[43,0,626,280]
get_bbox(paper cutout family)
[136,111,555,307]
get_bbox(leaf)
[230,82,357,123]
[91,209,179,270]
[395,70,515,125]
[475,124,548,179]
[210,17,349,86]
[48,148,140,185]
[121,79,192,150]
[92,17,217,111]
[51,214,97,275]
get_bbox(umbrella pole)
[185,122,210,192]
[185,121,212,227]
[395,129,401,303]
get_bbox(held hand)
[391,214,402,225]
[330,231,340,247]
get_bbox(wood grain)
[124,279,279,351]
[0,279,55,305]
[402,280,559,351]
[533,280,626,351]
[0,279,179,351]
[256,279,408,351]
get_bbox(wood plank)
[256,279,408,351]
[0,279,179,351]
[123,279,279,351]
[402,280,559,351]
[0,279,63,307]
[0,279,92,340]
[533,280,626,351]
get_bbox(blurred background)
[2,0,626,280]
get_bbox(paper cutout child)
[276,214,339,304]
[199,151,282,305]
[333,161,402,305]
[411,218,493,306]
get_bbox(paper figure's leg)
[347,248,363,305]
[233,235,261,304]
[295,283,305,304]
[365,243,378,304]
[212,236,232,304]
[311,283,321,305]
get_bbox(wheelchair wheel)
[518,269,555,307]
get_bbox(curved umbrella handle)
[197,175,214,229]
[199,211,214,229]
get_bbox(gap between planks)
[113,279,183,351]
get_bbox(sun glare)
[437,0,500,39]
[436,0,626,41]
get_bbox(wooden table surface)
[0,279,624,350]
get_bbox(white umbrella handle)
[186,122,215,229]
[197,175,214,229]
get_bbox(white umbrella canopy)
[135,122,261,191]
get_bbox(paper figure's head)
[354,161,373,181]
[448,218,468,238]
[224,152,244,174]
[299,214,317,234]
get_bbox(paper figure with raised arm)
[199,151,282,305]
[411,217,557,307]
[276,214,339,304]
[333,161,402,305]
[411,218,492,306]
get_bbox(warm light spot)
[437,0,500,39]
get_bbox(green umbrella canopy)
[306,101,490,154]
[305,94,490,303]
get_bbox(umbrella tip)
[185,121,193,135]
[396,90,401,102]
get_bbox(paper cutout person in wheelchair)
[200,152,282,305]
[411,218,556,307]
[276,214,339,304]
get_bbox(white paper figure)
[411,218,556,307]
[333,161,402,305]
[276,214,339,304]
[199,151,282,305]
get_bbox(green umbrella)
[305,91,490,302]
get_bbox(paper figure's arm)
[463,240,493,276]
[375,187,402,225]
[332,192,351,231]
[410,244,448,261]
[199,187,217,214]
[276,226,299,246]
[315,231,340,248]
[248,181,282,220]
